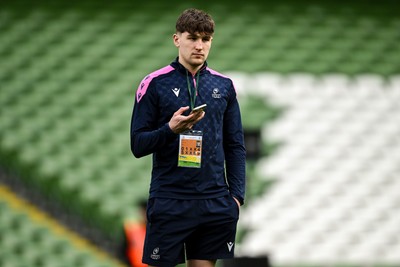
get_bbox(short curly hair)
[175,8,215,35]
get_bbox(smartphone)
[191,104,207,113]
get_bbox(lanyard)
[186,70,200,110]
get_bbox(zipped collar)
[170,57,208,76]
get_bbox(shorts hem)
[143,259,185,267]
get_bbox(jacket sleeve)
[223,82,246,205]
[130,80,176,158]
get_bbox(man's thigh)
[143,198,197,266]
[185,196,239,261]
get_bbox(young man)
[130,8,246,267]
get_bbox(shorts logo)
[151,247,160,260]
[212,88,221,98]
[227,242,234,252]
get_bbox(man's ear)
[173,33,180,47]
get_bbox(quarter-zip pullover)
[130,58,246,204]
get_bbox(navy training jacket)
[130,58,246,205]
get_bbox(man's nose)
[195,40,203,49]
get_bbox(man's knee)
[187,259,216,267]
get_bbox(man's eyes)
[188,37,211,41]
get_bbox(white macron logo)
[227,242,234,252]
[172,88,180,97]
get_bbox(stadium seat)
[236,71,400,266]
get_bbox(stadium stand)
[234,73,400,267]
[1,0,400,266]
[0,184,122,267]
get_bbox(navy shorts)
[142,195,240,267]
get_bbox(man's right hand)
[168,106,205,134]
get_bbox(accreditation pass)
[178,130,203,168]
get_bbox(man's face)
[173,31,213,72]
